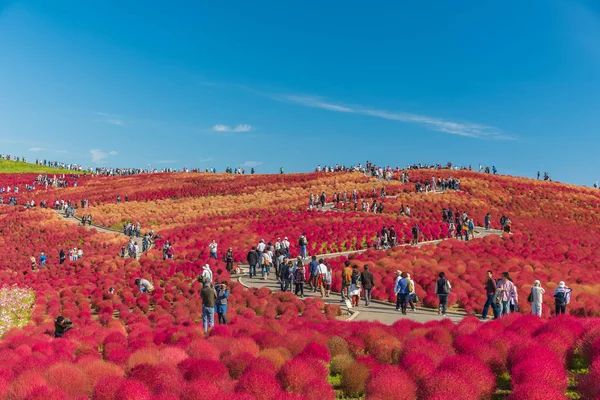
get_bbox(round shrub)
[236,369,283,400]
[366,368,416,400]
[330,354,354,375]
[340,361,369,397]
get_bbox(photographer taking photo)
[54,316,73,338]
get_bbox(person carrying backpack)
[340,261,353,301]
[553,281,572,316]
[434,272,451,316]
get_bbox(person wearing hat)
[282,237,290,258]
[553,281,572,316]
[530,280,545,316]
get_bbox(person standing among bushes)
[39,252,47,267]
[209,240,218,260]
[224,247,234,272]
[247,246,258,278]
[496,272,517,316]
[360,265,374,306]
[411,224,420,246]
[553,281,572,316]
[485,213,491,230]
[530,280,545,317]
[201,282,217,332]
[340,261,353,302]
[59,249,66,265]
[435,272,451,316]
[294,262,306,298]
[215,282,229,324]
[395,272,410,314]
[201,264,213,286]
[298,233,308,258]
[30,256,37,271]
[481,270,499,319]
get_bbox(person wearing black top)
[54,316,72,338]
[481,270,499,319]
[247,247,258,278]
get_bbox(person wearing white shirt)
[318,260,328,297]
[407,273,416,311]
[257,240,266,269]
[209,240,218,260]
[282,237,290,257]
[261,250,272,280]
[530,280,545,316]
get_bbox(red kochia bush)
[236,369,283,400]
[399,353,435,383]
[114,379,153,400]
[44,362,91,398]
[511,359,568,392]
[178,358,228,382]
[298,342,331,363]
[437,355,496,398]
[278,357,327,394]
[365,367,416,400]
[579,362,600,400]
[420,371,477,400]
[93,376,126,400]
[507,383,568,400]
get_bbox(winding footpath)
[53,201,503,324]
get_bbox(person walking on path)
[553,281,572,316]
[395,272,410,314]
[530,280,545,317]
[294,262,306,298]
[360,265,374,306]
[407,273,416,311]
[484,213,491,230]
[247,247,258,278]
[481,270,499,319]
[256,239,266,266]
[209,240,218,260]
[350,265,362,307]
[201,283,217,332]
[318,260,329,297]
[215,281,229,324]
[340,261,353,302]
[435,272,451,316]
[261,249,273,280]
[496,272,517,316]
[308,256,319,292]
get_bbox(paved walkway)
[238,227,502,324]
[54,209,147,259]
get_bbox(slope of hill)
[0,159,84,174]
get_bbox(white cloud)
[269,93,512,140]
[212,124,230,132]
[232,124,252,132]
[29,147,67,153]
[90,149,118,163]
[95,111,125,126]
[211,124,253,132]
[241,161,263,167]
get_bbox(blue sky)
[0,1,599,185]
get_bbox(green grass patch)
[0,159,85,174]
[0,285,36,337]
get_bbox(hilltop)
[0,159,84,175]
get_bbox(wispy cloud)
[90,149,118,163]
[29,147,68,154]
[156,159,179,164]
[270,94,511,140]
[241,161,263,167]
[94,112,125,126]
[211,124,253,132]
[198,157,214,163]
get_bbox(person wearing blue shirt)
[39,252,47,267]
[394,272,410,315]
[308,256,319,292]
[215,282,230,324]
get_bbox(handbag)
[527,290,533,303]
